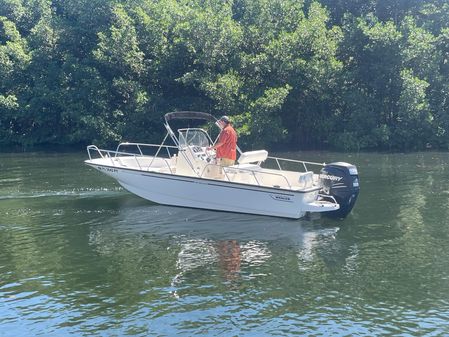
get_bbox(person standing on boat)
[213,115,237,167]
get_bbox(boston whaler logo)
[270,194,293,202]
[319,174,343,182]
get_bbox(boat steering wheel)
[205,147,216,162]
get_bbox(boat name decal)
[270,194,293,202]
[97,166,118,173]
[319,174,342,182]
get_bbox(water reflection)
[217,240,241,280]
[85,204,345,296]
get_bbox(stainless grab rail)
[87,144,328,192]
[267,156,325,172]
[86,144,174,173]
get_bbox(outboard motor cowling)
[320,162,360,219]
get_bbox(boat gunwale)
[84,160,322,195]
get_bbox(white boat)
[85,111,359,219]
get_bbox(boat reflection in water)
[217,240,241,281]
[172,238,271,291]
[86,204,350,296]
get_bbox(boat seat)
[238,150,268,164]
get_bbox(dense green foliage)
[1,0,448,151]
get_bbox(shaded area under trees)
[1,0,449,151]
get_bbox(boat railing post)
[302,162,308,172]
[134,154,142,170]
[106,150,115,166]
[88,145,104,160]
[87,145,96,160]
[148,133,170,171]
[283,174,292,189]
[115,142,130,156]
[136,144,143,156]
[275,158,282,171]
[166,146,172,159]
[223,167,234,182]
[251,171,261,186]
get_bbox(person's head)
[219,115,231,127]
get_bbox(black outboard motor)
[320,162,360,219]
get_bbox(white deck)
[88,155,317,192]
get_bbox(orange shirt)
[216,124,237,160]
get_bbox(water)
[1,151,449,336]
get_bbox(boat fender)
[320,162,360,218]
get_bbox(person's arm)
[211,129,228,150]
[214,140,224,150]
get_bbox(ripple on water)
[0,187,124,201]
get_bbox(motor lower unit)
[320,162,360,218]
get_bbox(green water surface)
[1,151,449,336]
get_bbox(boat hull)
[86,162,339,219]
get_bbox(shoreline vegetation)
[1,0,448,152]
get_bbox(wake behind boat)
[85,111,360,219]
